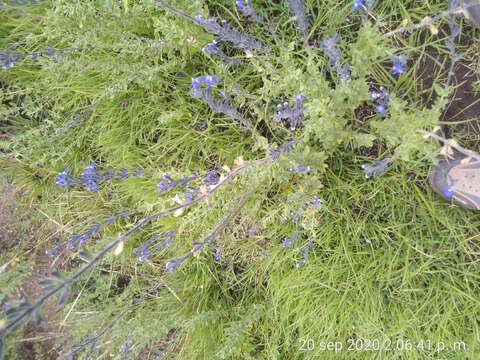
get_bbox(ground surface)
[1,1,480,360]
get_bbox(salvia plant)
[56,161,145,192]
[320,34,352,83]
[370,86,391,113]
[193,15,269,53]
[54,105,95,134]
[201,39,241,64]
[0,45,85,69]
[286,0,309,35]
[190,75,252,129]
[295,238,313,268]
[1,0,477,358]
[273,95,307,131]
[155,0,270,54]
[46,210,130,256]
[132,229,175,262]
[236,0,264,23]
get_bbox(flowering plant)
[0,0,472,358]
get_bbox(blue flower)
[320,34,341,69]
[201,40,240,64]
[133,240,153,262]
[320,34,350,82]
[67,234,82,250]
[352,0,363,9]
[376,104,387,113]
[77,234,88,245]
[204,171,220,186]
[205,75,220,86]
[84,221,102,237]
[120,341,130,355]
[306,194,321,210]
[236,0,263,22]
[207,18,218,26]
[352,0,373,13]
[165,258,183,272]
[56,169,73,188]
[370,86,391,114]
[202,39,220,54]
[340,63,352,82]
[270,139,297,161]
[50,209,129,254]
[236,0,247,11]
[118,210,130,217]
[133,230,175,262]
[291,212,300,222]
[82,161,102,191]
[46,242,64,257]
[392,63,405,76]
[273,95,306,131]
[104,215,116,224]
[158,172,196,192]
[184,188,198,203]
[281,231,299,248]
[214,248,222,261]
[46,45,55,56]
[286,0,309,34]
[190,75,251,128]
[4,56,14,69]
[391,55,407,76]
[115,168,129,180]
[86,179,99,192]
[56,162,143,191]
[132,168,145,176]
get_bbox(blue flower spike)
[236,0,264,22]
[190,75,251,128]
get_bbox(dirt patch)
[416,28,480,142]
[0,182,26,252]
[442,60,480,131]
[0,178,62,359]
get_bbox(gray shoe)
[460,0,480,29]
[429,154,480,209]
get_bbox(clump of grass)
[1,0,480,359]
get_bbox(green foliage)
[215,304,263,359]
[350,23,390,79]
[371,84,451,161]
[1,0,480,359]
[0,258,32,304]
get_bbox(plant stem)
[383,1,479,37]
[419,130,480,161]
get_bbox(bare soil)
[0,179,61,359]
[416,29,480,143]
